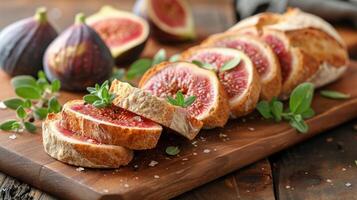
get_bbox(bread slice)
[42,114,133,168]
[201,32,282,100]
[228,8,349,98]
[139,61,230,128]
[110,79,203,140]
[61,100,162,150]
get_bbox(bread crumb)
[219,133,227,138]
[203,149,211,153]
[248,127,255,131]
[76,167,85,172]
[124,184,129,188]
[285,185,291,189]
[9,134,16,140]
[149,160,158,167]
[182,158,188,161]
[0,101,6,109]
[154,175,160,179]
[342,167,347,171]
[326,179,332,183]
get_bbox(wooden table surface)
[0,0,356,200]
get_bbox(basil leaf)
[256,101,272,119]
[83,94,100,104]
[3,98,24,110]
[184,96,196,107]
[48,97,61,113]
[11,75,37,88]
[176,91,185,106]
[220,57,241,72]
[51,80,61,92]
[23,99,32,108]
[271,100,283,122]
[320,90,350,100]
[34,108,48,120]
[289,115,308,133]
[152,49,167,66]
[24,122,36,133]
[166,96,178,106]
[169,54,181,62]
[126,59,152,80]
[301,108,315,119]
[0,120,17,131]
[165,146,180,156]
[37,71,46,79]
[289,83,314,114]
[16,106,27,119]
[15,86,41,100]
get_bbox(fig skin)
[133,0,196,43]
[87,6,150,65]
[44,13,114,91]
[0,8,57,77]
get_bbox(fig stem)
[75,13,86,24]
[35,7,47,23]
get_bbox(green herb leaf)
[256,101,272,119]
[37,71,46,79]
[169,54,181,62]
[176,91,185,106]
[192,60,216,71]
[166,96,178,106]
[271,100,283,122]
[51,80,61,93]
[0,120,18,131]
[289,82,314,114]
[23,99,32,108]
[48,97,61,113]
[15,86,41,99]
[126,58,152,80]
[11,121,21,131]
[34,108,48,120]
[24,122,36,133]
[11,75,37,88]
[165,146,180,156]
[152,49,167,66]
[3,98,24,110]
[16,106,27,119]
[110,68,126,82]
[301,108,315,119]
[184,96,196,108]
[83,94,100,104]
[220,57,241,72]
[320,90,350,100]
[289,114,308,133]
[92,100,107,108]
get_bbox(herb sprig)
[0,71,61,133]
[83,80,116,108]
[192,56,241,72]
[165,146,180,156]
[167,91,196,108]
[256,83,315,133]
[320,90,350,100]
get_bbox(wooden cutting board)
[0,58,357,200]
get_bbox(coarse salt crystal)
[103,189,109,193]
[182,158,188,161]
[346,182,352,187]
[124,184,129,188]
[342,168,347,171]
[285,185,291,189]
[248,127,255,131]
[219,133,227,138]
[76,167,85,172]
[193,152,197,156]
[9,134,16,140]
[0,101,7,109]
[154,175,160,179]
[149,160,158,167]
[203,149,211,153]
[326,179,332,183]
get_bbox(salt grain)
[103,189,109,193]
[285,185,291,189]
[124,184,129,188]
[182,158,188,161]
[346,182,352,187]
[134,177,139,180]
[9,134,16,140]
[149,160,158,167]
[248,127,255,131]
[203,149,211,153]
[193,152,197,156]
[342,168,347,171]
[0,101,7,109]
[326,179,332,183]
[219,133,227,138]
[76,167,84,172]
[154,175,160,179]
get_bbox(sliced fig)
[181,47,261,117]
[134,0,196,43]
[87,6,149,65]
[44,13,114,91]
[0,8,57,77]
[139,61,229,128]
[201,32,282,100]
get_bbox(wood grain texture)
[0,61,357,200]
[271,120,357,200]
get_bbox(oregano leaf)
[220,57,241,72]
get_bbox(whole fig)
[0,8,57,77]
[44,13,114,91]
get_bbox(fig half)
[0,8,57,77]
[134,0,196,43]
[44,13,114,91]
[87,6,150,65]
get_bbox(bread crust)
[110,79,203,140]
[61,100,162,150]
[200,32,282,100]
[139,61,230,129]
[227,8,349,97]
[42,114,133,168]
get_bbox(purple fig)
[44,13,114,91]
[0,7,57,77]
